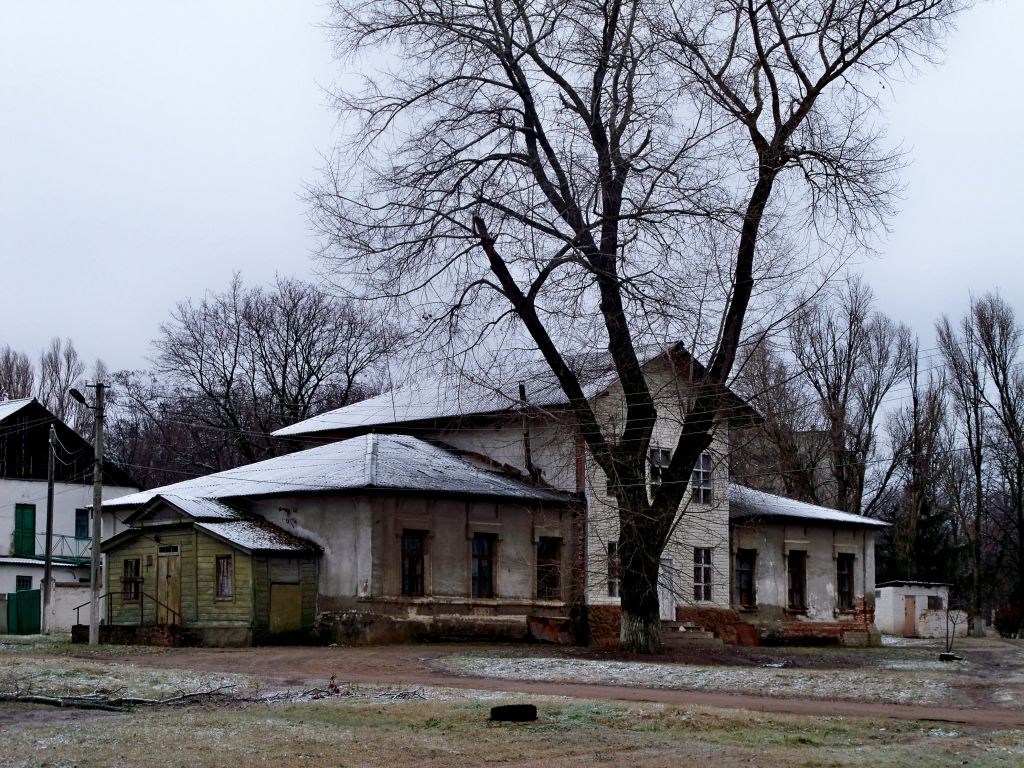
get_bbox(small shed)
[101,494,320,646]
[875,581,967,638]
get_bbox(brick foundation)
[586,604,621,647]
[315,611,531,645]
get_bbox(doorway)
[156,546,181,624]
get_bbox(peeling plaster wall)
[731,521,877,625]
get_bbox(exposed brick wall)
[587,604,621,646]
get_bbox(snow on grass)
[435,652,958,706]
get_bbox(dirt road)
[117,644,1024,728]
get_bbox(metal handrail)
[35,532,91,562]
[73,590,182,628]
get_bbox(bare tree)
[314,0,966,651]
[0,346,34,400]
[790,278,912,515]
[937,307,989,634]
[36,338,86,422]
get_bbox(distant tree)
[0,346,34,400]
[314,0,966,651]
[35,337,86,423]
[104,275,403,484]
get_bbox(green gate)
[6,589,41,634]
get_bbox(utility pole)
[70,383,105,645]
[42,425,56,635]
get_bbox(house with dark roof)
[0,397,138,633]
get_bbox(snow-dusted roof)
[272,363,601,438]
[0,557,85,569]
[105,433,570,510]
[195,520,318,554]
[0,397,35,423]
[728,484,887,528]
[147,495,241,521]
[272,343,756,439]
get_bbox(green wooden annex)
[101,495,320,646]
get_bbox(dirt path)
[110,644,1024,728]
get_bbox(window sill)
[785,608,808,616]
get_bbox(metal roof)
[105,433,571,510]
[272,343,758,438]
[0,397,35,423]
[728,484,888,528]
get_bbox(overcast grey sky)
[1,1,1020,374]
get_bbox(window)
[736,549,757,608]
[787,551,807,610]
[836,553,855,611]
[536,537,562,599]
[649,448,671,487]
[14,504,35,557]
[607,541,621,597]
[122,558,141,602]
[15,575,31,591]
[401,530,426,597]
[75,508,90,540]
[693,547,713,601]
[690,453,713,505]
[216,555,234,599]
[471,533,497,598]
[928,595,944,611]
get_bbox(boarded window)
[15,575,32,591]
[787,551,807,610]
[927,595,944,611]
[401,530,426,597]
[122,558,141,602]
[836,553,855,611]
[736,549,756,607]
[536,537,561,600]
[216,555,234,599]
[75,508,90,539]
[690,453,713,505]
[471,533,497,598]
[693,547,713,601]
[607,541,621,597]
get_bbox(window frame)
[215,554,234,601]
[736,548,757,608]
[690,453,713,505]
[693,547,713,602]
[471,533,497,599]
[401,529,427,597]
[75,508,90,540]
[836,553,855,611]
[649,447,672,487]
[787,550,807,611]
[607,541,621,598]
[536,536,562,600]
[15,575,32,592]
[122,558,141,603]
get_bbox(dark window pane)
[736,549,756,607]
[836,553,855,611]
[787,551,806,610]
[75,508,90,540]
[401,530,426,596]
[471,533,496,598]
[536,537,561,599]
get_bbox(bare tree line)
[734,286,1024,636]
[3,275,403,488]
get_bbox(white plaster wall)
[875,585,950,636]
[254,494,372,607]
[0,479,136,558]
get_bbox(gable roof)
[106,493,320,555]
[0,397,34,423]
[103,433,572,511]
[273,343,758,439]
[0,397,138,488]
[728,484,887,529]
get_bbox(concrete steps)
[660,620,723,648]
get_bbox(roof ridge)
[365,432,378,486]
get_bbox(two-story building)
[0,397,138,632]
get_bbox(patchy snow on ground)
[435,652,957,706]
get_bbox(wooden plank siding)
[105,526,254,630]
[252,554,318,636]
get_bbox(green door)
[14,504,36,557]
[6,589,41,634]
